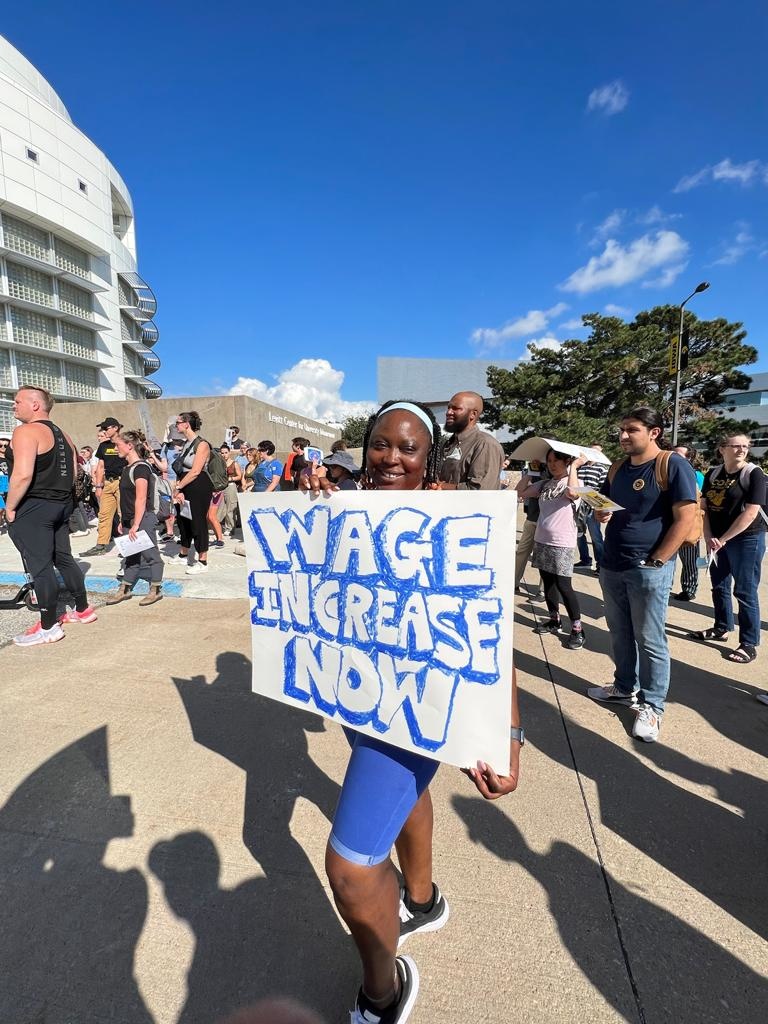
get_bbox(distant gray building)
[715,371,768,454]
[377,356,519,440]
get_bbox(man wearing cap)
[440,391,505,490]
[323,450,359,490]
[82,417,125,556]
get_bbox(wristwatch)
[510,726,525,745]
[640,558,664,568]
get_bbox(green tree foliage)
[340,414,369,448]
[485,306,758,457]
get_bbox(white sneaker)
[13,622,65,647]
[70,530,89,538]
[185,561,209,575]
[632,703,660,742]
[755,693,768,706]
[587,684,638,706]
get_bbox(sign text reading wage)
[239,491,515,771]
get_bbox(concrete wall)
[52,393,340,456]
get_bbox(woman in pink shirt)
[517,450,587,649]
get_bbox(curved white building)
[0,35,160,433]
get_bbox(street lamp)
[671,281,710,446]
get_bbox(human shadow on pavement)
[0,727,153,1023]
[452,796,768,1024]
[167,651,355,1020]
[514,664,768,942]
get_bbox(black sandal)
[728,645,757,664]
[688,627,729,642]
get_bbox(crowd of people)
[2,383,767,1023]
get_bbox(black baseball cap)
[97,417,122,429]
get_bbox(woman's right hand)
[594,509,612,524]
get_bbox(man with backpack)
[688,434,766,665]
[587,407,698,742]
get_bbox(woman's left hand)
[128,525,138,541]
[462,760,519,800]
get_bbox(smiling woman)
[324,397,521,1024]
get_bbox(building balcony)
[118,272,157,322]
[124,343,161,374]
[0,241,109,293]
[141,379,163,399]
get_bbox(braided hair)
[118,428,150,459]
[361,399,443,488]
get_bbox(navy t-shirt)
[601,453,698,571]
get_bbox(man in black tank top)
[5,386,95,646]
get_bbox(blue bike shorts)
[329,728,441,866]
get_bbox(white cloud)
[712,158,760,184]
[674,158,764,193]
[560,317,586,330]
[712,223,756,266]
[637,205,682,226]
[560,230,689,294]
[521,337,562,361]
[225,358,375,423]
[470,302,569,350]
[593,209,625,242]
[604,303,631,316]
[641,264,688,289]
[587,80,629,115]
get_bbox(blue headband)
[376,402,434,437]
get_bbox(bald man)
[440,391,505,490]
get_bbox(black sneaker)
[566,628,586,650]
[212,540,225,548]
[350,955,419,1024]
[398,883,450,947]
[574,559,592,568]
[81,543,109,556]
[672,591,695,601]
[533,619,562,635]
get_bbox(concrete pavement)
[0,539,766,1022]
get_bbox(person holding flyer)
[106,429,163,606]
[517,449,588,649]
[325,399,522,1024]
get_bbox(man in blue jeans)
[588,407,697,742]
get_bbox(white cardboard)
[238,490,516,773]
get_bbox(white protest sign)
[238,490,516,772]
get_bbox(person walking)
[106,430,164,606]
[688,434,766,663]
[439,392,505,490]
[173,411,213,575]
[82,416,125,556]
[325,399,522,1024]
[5,385,96,645]
[587,407,698,742]
[517,450,587,649]
[671,444,706,601]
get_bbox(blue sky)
[3,1,767,420]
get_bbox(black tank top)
[19,421,75,502]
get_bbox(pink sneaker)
[59,606,98,625]
[13,622,65,647]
